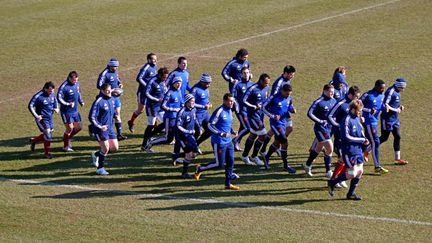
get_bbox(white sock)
[395,151,401,160]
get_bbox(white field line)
[0,0,401,105]
[1,176,431,227]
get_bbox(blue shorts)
[342,153,364,168]
[137,90,146,105]
[247,112,266,135]
[61,112,81,124]
[113,97,121,108]
[270,125,287,142]
[176,134,198,153]
[381,118,400,131]
[314,123,332,142]
[36,118,54,132]
[95,127,117,142]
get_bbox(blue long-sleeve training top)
[242,83,269,115]
[145,76,166,110]
[162,87,184,119]
[190,83,210,114]
[360,89,383,126]
[232,77,253,114]
[381,85,401,123]
[270,75,291,96]
[57,79,84,114]
[97,67,121,90]
[136,63,157,90]
[208,104,235,145]
[88,93,115,129]
[28,90,58,119]
[166,67,191,97]
[221,57,250,91]
[263,94,294,127]
[307,94,336,125]
[328,96,352,127]
[176,106,197,135]
[340,112,366,158]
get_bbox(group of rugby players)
[28,48,408,199]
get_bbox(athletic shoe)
[234,142,242,152]
[303,163,313,177]
[375,166,389,174]
[96,167,109,175]
[286,166,296,174]
[62,147,74,152]
[259,151,267,158]
[335,183,343,188]
[117,134,127,141]
[364,151,369,162]
[251,156,264,166]
[327,181,335,197]
[346,194,362,200]
[225,184,240,190]
[241,155,253,166]
[197,147,203,155]
[394,159,408,165]
[340,181,348,188]
[44,153,53,159]
[127,120,134,133]
[230,173,240,180]
[30,138,36,152]
[181,173,192,179]
[325,170,333,178]
[91,151,99,168]
[194,165,202,181]
[169,140,175,145]
[173,158,183,166]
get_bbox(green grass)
[1,0,432,241]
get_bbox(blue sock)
[97,151,106,169]
[182,159,190,174]
[115,122,122,135]
[281,149,288,168]
[265,144,278,160]
[348,177,360,196]
[324,155,332,172]
[260,134,272,153]
[330,173,347,186]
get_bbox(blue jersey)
[166,67,191,97]
[145,76,166,110]
[381,85,401,123]
[270,75,291,96]
[361,89,384,126]
[263,93,294,127]
[307,94,336,125]
[57,80,84,114]
[97,67,121,89]
[328,96,352,128]
[208,104,234,145]
[340,112,366,157]
[242,83,269,116]
[232,78,253,113]
[162,88,183,118]
[176,106,197,135]
[28,90,58,119]
[221,57,250,91]
[190,83,210,115]
[330,72,348,101]
[89,94,115,129]
[136,63,157,91]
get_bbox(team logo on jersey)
[353,125,357,132]
[222,114,227,119]
[186,116,191,122]
[324,106,329,111]
[277,102,282,107]
[43,99,48,104]
[201,93,206,98]
[373,99,376,103]
[104,103,109,110]
[257,93,261,97]
[174,98,178,102]
[237,65,241,70]
[110,76,114,81]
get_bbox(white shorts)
[147,111,165,125]
[250,127,267,136]
[285,119,293,128]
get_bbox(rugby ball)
[111,88,124,97]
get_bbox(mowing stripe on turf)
[1,176,431,227]
[0,0,401,104]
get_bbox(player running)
[328,100,369,200]
[89,83,118,175]
[166,56,191,97]
[240,73,270,166]
[380,78,408,165]
[57,71,84,152]
[97,58,127,140]
[28,81,59,159]
[128,53,158,133]
[361,79,388,174]
[303,84,336,177]
[194,93,240,190]
[330,66,349,102]
[262,84,296,173]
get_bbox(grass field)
[1,0,432,241]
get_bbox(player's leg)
[194,143,222,180]
[392,123,407,164]
[95,139,110,175]
[128,92,145,133]
[367,125,387,173]
[114,98,126,140]
[322,139,334,177]
[225,143,239,190]
[233,113,249,151]
[259,130,274,156]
